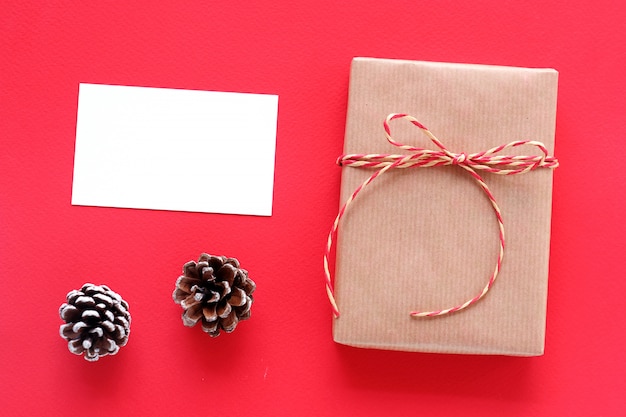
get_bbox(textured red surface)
[1,1,625,416]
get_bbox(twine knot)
[324,113,558,319]
[451,152,467,165]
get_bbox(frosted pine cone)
[59,283,131,362]
[173,253,255,337]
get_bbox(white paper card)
[71,83,278,216]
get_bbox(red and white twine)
[324,113,558,319]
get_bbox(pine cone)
[173,253,256,337]
[59,283,131,362]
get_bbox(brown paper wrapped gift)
[331,58,558,356]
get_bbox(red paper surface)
[1,1,625,416]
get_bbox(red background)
[1,1,625,416]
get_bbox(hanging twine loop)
[324,113,558,319]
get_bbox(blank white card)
[72,84,279,216]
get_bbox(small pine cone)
[173,253,256,337]
[59,283,131,362]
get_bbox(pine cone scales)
[59,284,131,362]
[173,254,255,337]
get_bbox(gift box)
[328,58,558,356]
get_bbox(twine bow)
[324,113,558,319]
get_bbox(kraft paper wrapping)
[332,58,558,356]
